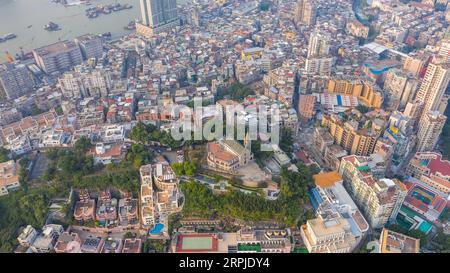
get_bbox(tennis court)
[411,186,435,205]
[183,236,213,250]
[176,234,218,252]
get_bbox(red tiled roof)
[427,154,450,177]
[295,151,311,165]
[207,142,238,163]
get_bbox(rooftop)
[0,160,19,188]
[208,141,239,163]
[313,171,343,188]
[380,228,420,253]
[33,40,79,56]
[122,238,142,253]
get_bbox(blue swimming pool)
[364,63,397,75]
[149,223,164,235]
[337,95,342,106]
[418,221,432,234]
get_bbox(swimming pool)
[418,221,432,234]
[149,223,164,235]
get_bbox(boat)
[85,3,131,18]
[112,4,121,11]
[3,33,17,40]
[0,33,16,42]
[124,21,136,30]
[86,11,98,18]
[27,25,33,29]
[99,32,112,40]
[44,22,60,31]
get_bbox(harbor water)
[0,0,144,61]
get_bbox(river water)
[0,0,168,61]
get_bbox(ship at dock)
[85,3,132,19]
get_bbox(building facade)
[74,34,104,60]
[339,155,407,228]
[294,0,316,26]
[415,60,450,121]
[406,152,450,194]
[33,40,83,75]
[416,111,446,152]
[0,63,35,100]
[137,0,180,36]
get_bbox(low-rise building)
[0,160,20,196]
[89,142,126,165]
[379,228,420,253]
[96,190,117,227]
[5,135,32,156]
[402,179,447,222]
[236,228,292,253]
[81,235,104,253]
[30,224,64,253]
[207,139,252,174]
[54,232,82,253]
[324,144,348,171]
[346,19,369,39]
[74,190,96,222]
[101,237,123,253]
[40,130,71,148]
[406,152,450,195]
[17,225,38,247]
[271,144,291,168]
[314,127,334,155]
[100,124,125,143]
[118,197,138,226]
[122,238,142,253]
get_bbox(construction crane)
[5,51,14,63]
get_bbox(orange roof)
[141,185,152,197]
[0,160,19,188]
[90,143,123,158]
[207,142,238,163]
[313,171,343,188]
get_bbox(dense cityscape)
[0,0,449,256]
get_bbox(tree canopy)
[125,144,154,169]
[0,147,10,163]
[0,186,59,252]
[74,136,92,153]
[215,82,255,102]
[251,140,274,168]
[172,161,198,177]
[279,127,294,155]
[130,122,182,148]
[181,162,315,226]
